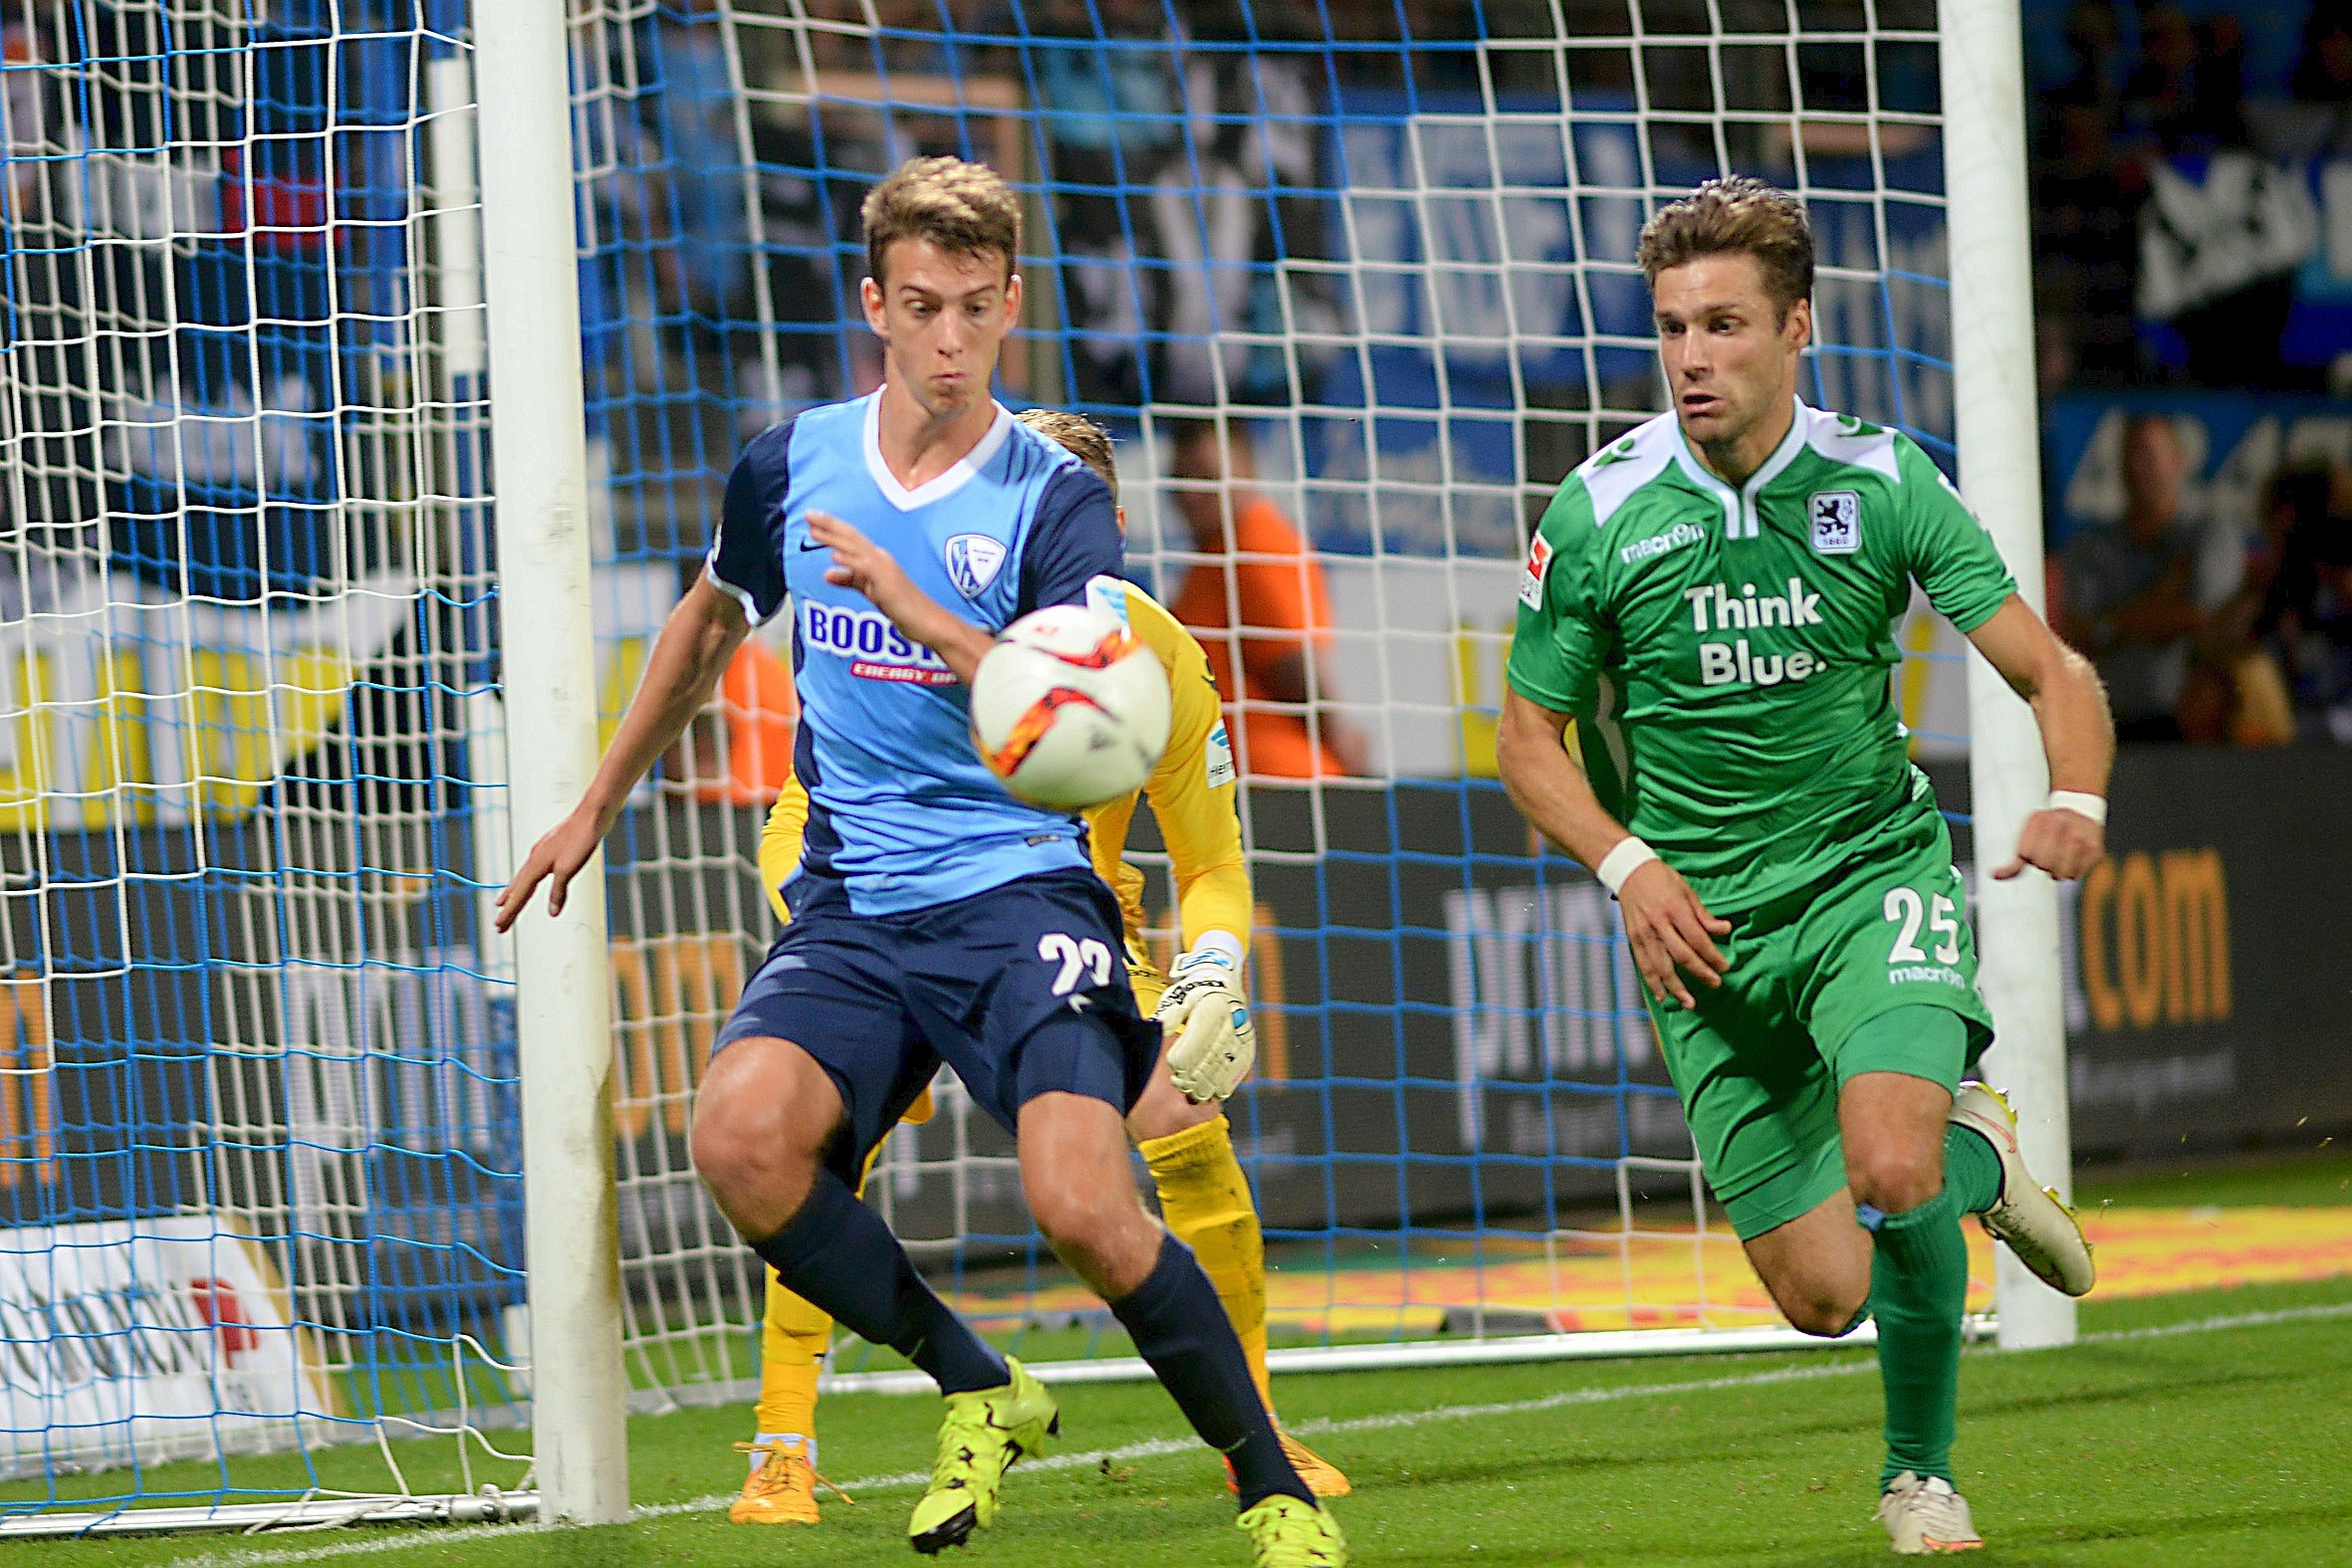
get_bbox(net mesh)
[0,0,1984,1526]
[587,0,1974,1383]
[0,0,527,1521]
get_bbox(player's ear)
[1005,271,1024,322]
[1785,296,1813,353]
[1113,503,1127,538]
[860,274,886,336]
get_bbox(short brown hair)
[861,155,1021,284]
[1017,408,1118,502]
[1635,176,1813,320]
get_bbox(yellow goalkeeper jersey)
[757,578,1250,971]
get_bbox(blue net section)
[0,0,527,1518]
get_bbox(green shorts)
[1649,811,1995,1241]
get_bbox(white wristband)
[2047,789,2108,826]
[1173,931,1247,976]
[1594,836,1659,896]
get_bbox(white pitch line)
[159,1298,2352,1568]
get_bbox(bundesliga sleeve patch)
[1519,532,1554,608]
[1204,720,1236,789]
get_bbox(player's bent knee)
[1783,1288,1872,1338]
[1846,1148,1944,1216]
[688,1036,838,1214]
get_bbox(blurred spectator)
[2053,414,2244,741]
[1163,419,1367,779]
[2188,14,2250,148]
[2251,462,2352,741]
[2292,0,2352,104]
[2122,4,2202,153]
[2033,0,2143,386]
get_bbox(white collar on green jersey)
[1669,395,1811,541]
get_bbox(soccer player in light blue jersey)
[498,157,1341,1567]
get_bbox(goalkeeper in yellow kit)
[732,407,1351,1525]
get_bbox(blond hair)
[1015,408,1118,503]
[861,156,1021,285]
[1635,176,1813,321]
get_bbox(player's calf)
[1020,1091,1168,1298]
[1741,1195,1873,1337]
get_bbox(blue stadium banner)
[2042,389,2352,548]
[2139,152,2352,372]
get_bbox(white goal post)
[1943,0,2080,1354]
[476,0,631,1526]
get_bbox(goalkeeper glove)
[1155,946,1256,1102]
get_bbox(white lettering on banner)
[1444,883,1654,1152]
[802,601,955,685]
[2140,152,2321,320]
[0,1214,334,1476]
[271,948,502,1250]
[0,565,417,830]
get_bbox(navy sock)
[750,1170,1007,1396]
[1110,1234,1311,1511]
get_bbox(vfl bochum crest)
[944,534,1010,598]
[1808,491,1861,555]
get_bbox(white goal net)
[0,0,2039,1534]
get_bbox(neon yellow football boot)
[907,1358,1058,1554]
[1238,1493,1347,1566]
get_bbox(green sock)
[1943,1122,2002,1216]
[1865,1187,1970,1488]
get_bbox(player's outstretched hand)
[1616,858,1732,1010]
[495,803,608,933]
[1993,806,2105,883]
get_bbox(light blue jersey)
[706,394,1122,915]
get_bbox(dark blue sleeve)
[1015,464,1123,617]
[706,418,794,623]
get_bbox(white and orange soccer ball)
[971,604,1172,811]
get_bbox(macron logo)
[1619,522,1706,566]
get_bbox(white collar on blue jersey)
[862,392,1016,512]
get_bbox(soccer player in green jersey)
[1499,177,2113,1556]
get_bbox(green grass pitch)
[13,1156,2352,1566]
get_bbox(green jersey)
[1507,400,2016,914]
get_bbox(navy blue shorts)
[714,867,1160,1185]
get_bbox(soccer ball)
[971,604,1172,810]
